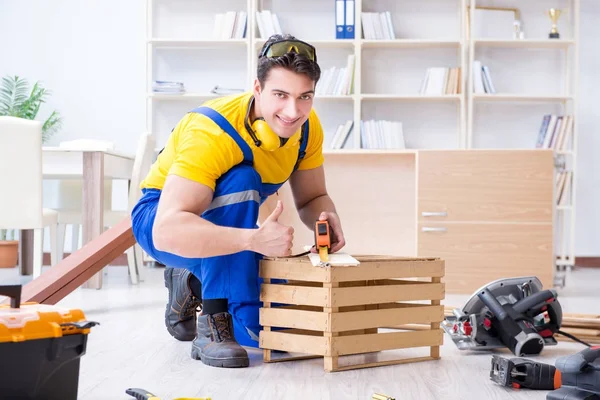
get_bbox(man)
[131,33,346,368]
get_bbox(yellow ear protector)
[244,96,301,152]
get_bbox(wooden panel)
[332,329,443,356]
[260,284,329,307]
[418,222,554,294]
[260,308,329,331]
[330,305,443,332]
[417,149,554,223]
[259,331,330,356]
[260,153,418,256]
[331,282,444,307]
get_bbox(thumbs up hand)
[251,200,294,257]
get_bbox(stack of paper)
[152,80,185,94]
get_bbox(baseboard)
[575,257,600,268]
[43,252,128,266]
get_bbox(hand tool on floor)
[441,276,564,356]
[372,393,395,400]
[547,346,600,400]
[490,355,561,390]
[126,387,211,400]
[314,220,331,264]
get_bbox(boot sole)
[191,345,250,368]
[164,268,196,342]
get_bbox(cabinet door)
[418,222,554,294]
[417,150,554,223]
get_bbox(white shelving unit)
[466,0,579,278]
[144,0,579,275]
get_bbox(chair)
[0,116,60,278]
[52,133,155,284]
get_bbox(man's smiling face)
[253,67,315,139]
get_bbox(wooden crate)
[258,255,445,372]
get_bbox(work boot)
[191,312,250,368]
[164,268,202,341]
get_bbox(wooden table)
[20,148,135,289]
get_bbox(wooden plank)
[259,258,330,282]
[259,331,330,356]
[2,218,135,305]
[331,283,445,307]
[260,284,329,307]
[330,259,444,282]
[332,329,443,356]
[260,308,329,331]
[330,305,443,332]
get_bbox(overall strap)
[293,120,310,171]
[191,106,254,166]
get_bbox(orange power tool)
[314,220,331,263]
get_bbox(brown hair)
[257,34,321,88]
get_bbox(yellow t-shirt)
[140,92,324,191]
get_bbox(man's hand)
[313,211,346,253]
[250,200,294,257]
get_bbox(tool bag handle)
[0,284,21,308]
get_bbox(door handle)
[421,227,447,232]
[421,211,448,217]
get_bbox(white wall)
[0,0,598,255]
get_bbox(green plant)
[0,75,62,143]
[0,229,16,241]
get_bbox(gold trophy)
[548,8,562,39]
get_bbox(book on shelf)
[535,114,573,151]
[210,85,245,95]
[329,120,354,149]
[255,10,282,39]
[420,67,461,95]
[361,11,396,40]
[152,80,185,94]
[315,55,355,95]
[213,11,247,39]
[555,170,572,206]
[472,61,496,94]
[360,120,405,149]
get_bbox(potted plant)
[0,230,18,268]
[0,75,63,267]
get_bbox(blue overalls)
[131,106,309,348]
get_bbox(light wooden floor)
[1,264,598,400]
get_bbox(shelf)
[323,149,417,155]
[472,94,574,103]
[148,93,221,100]
[149,39,248,48]
[361,94,462,102]
[315,95,355,100]
[361,39,462,48]
[254,39,355,49]
[474,39,575,48]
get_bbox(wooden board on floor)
[1,217,135,305]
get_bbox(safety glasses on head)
[259,39,317,63]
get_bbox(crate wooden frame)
[258,255,445,372]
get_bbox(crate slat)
[332,329,443,356]
[330,305,443,332]
[259,258,330,282]
[331,258,444,282]
[260,307,329,331]
[331,283,444,307]
[260,284,329,307]
[259,330,330,356]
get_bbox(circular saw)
[441,276,563,356]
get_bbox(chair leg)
[71,224,80,254]
[33,229,44,278]
[49,223,59,267]
[134,244,145,282]
[125,246,138,285]
[56,223,66,261]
